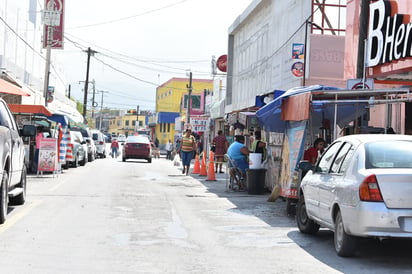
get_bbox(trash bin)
[246,168,266,195]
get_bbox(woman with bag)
[180,129,196,175]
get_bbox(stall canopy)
[48,114,69,127]
[0,79,31,96]
[8,104,52,116]
[256,85,411,134]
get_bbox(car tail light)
[359,174,383,202]
[124,144,129,149]
[99,141,104,145]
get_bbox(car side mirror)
[81,141,87,145]
[20,124,36,137]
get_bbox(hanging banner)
[38,137,58,172]
[43,0,65,49]
[279,120,307,199]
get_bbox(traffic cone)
[199,152,207,176]
[206,151,216,181]
[192,154,200,174]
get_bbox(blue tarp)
[48,114,69,127]
[158,112,180,123]
[256,85,368,132]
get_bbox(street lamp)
[303,20,323,86]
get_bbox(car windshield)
[126,136,149,144]
[365,140,412,168]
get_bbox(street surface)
[0,151,412,273]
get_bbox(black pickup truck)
[0,98,35,224]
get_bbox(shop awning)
[0,79,31,96]
[158,112,180,123]
[8,104,52,116]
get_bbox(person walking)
[111,138,120,158]
[212,130,229,173]
[165,139,173,160]
[179,129,197,175]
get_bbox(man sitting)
[227,135,249,189]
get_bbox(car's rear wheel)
[296,196,319,234]
[122,157,126,162]
[148,158,152,163]
[80,154,87,166]
[0,172,9,224]
[334,211,358,257]
[10,165,26,205]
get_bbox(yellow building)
[108,113,146,137]
[156,77,213,148]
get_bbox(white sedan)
[296,134,412,257]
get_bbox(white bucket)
[249,153,262,169]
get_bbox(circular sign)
[216,55,227,72]
[291,62,304,77]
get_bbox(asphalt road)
[0,154,411,273]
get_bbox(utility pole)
[186,71,193,125]
[136,105,140,131]
[91,79,96,119]
[83,47,97,122]
[98,90,109,131]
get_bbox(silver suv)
[0,98,35,224]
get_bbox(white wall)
[226,0,311,112]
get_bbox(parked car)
[296,134,412,257]
[0,98,35,224]
[122,135,152,163]
[63,130,87,168]
[91,129,106,158]
[71,127,96,162]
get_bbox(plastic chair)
[224,154,245,191]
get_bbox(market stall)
[256,85,411,214]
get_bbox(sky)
[58,0,253,112]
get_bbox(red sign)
[43,0,65,49]
[216,55,227,72]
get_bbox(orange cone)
[199,152,207,176]
[206,151,216,181]
[192,154,200,174]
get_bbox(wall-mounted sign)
[347,78,374,90]
[291,62,304,77]
[367,0,412,67]
[216,55,227,72]
[292,43,304,59]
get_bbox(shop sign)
[367,0,412,67]
[216,55,227,72]
[38,137,58,172]
[190,116,208,132]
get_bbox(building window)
[117,120,121,127]
[132,120,136,126]
[125,120,130,126]
[183,94,201,109]
[167,123,170,132]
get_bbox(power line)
[67,0,189,30]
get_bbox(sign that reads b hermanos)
[367,0,412,67]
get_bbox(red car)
[122,136,152,163]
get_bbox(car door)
[1,101,23,185]
[318,142,354,224]
[306,141,342,221]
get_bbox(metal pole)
[187,72,193,125]
[43,0,54,107]
[303,20,308,87]
[99,90,105,131]
[83,47,92,121]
